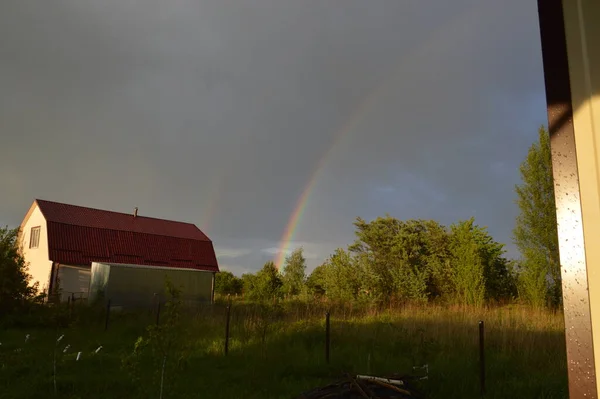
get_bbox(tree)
[305,264,327,297]
[214,271,243,297]
[448,219,486,306]
[513,126,561,307]
[281,248,306,297]
[419,220,453,299]
[447,218,516,305]
[321,248,363,301]
[350,216,446,302]
[241,273,258,298]
[389,219,449,302]
[244,261,283,301]
[0,227,42,316]
[349,215,407,298]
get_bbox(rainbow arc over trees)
[273,5,482,269]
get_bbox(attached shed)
[89,262,214,307]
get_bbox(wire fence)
[2,299,438,398]
[2,296,519,398]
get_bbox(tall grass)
[0,301,567,399]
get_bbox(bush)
[0,226,44,321]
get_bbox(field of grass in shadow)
[0,302,568,399]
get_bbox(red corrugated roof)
[36,199,209,240]
[36,199,218,272]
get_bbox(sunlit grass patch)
[0,302,567,399]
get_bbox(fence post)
[104,299,111,331]
[156,301,161,326]
[325,312,330,364]
[67,295,72,319]
[151,293,158,315]
[479,320,485,396]
[224,303,231,356]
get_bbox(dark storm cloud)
[288,0,547,262]
[1,0,546,273]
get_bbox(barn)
[19,199,219,306]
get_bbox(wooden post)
[156,301,161,326]
[151,293,158,315]
[104,299,111,331]
[210,272,216,304]
[67,295,71,319]
[325,312,330,364]
[224,303,231,355]
[479,320,485,396]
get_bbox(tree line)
[217,127,561,308]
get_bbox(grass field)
[0,301,568,399]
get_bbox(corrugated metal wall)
[89,262,213,308]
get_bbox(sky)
[0,0,548,276]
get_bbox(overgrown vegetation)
[219,219,518,307]
[122,278,185,398]
[513,126,561,308]
[0,226,44,321]
[0,300,567,399]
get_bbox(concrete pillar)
[538,0,600,397]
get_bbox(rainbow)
[274,3,484,270]
[274,84,383,269]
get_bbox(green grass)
[0,301,568,399]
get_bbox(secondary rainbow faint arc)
[200,175,227,233]
[274,3,485,270]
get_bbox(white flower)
[63,344,71,353]
[94,346,103,353]
[57,335,64,343]
[76,352,82,361]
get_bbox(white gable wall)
[20,203,53,295]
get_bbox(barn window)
[29,226,40,249]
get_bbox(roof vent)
[134,207,138,218]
